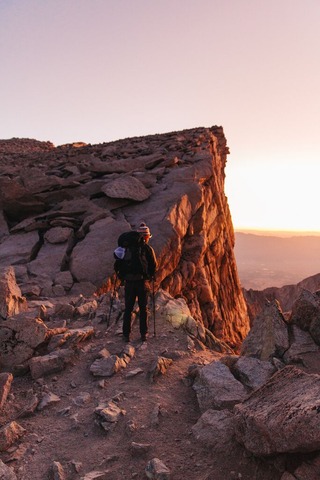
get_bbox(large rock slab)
[192,360,247,412]
[27,240,71,281]
[0,266,27,319]
[241,300,289,360]
[0,231,40,268]
[234,366,320,455]
[69,216,130,286]
[102,176,151,201]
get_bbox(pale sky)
[1,0,319,232]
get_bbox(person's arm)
[146,245,157,278]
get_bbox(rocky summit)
[0,127,249,347]
[1,128,320,480]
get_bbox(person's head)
[137,222,152,243]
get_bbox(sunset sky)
[1,0,319,233]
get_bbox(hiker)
[114,222,157,342]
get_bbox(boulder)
[44,226,74,244]
[192,409,236,451]
[234,366,320,455]
[29,349,74,379]
[232,356,276,390]
[288,452,320,479]
[0,314,48,368]
[290,290,320,345]
[192,360,247,412]
[241,300,289,360]
[283,325,320,364]
[102,175,151,201]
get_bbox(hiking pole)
[107,274,119,327]
[152,278,156,336]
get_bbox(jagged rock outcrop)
[243,272,320,322]
[0,128,249,347]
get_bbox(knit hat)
[137,222,152,238]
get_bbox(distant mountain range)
[234,231,320,290]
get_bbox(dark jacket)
[114,242,157,281]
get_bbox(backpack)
[114,231,148,280]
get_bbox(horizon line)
[235,228,320,236]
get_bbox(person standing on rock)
[114,222,157,342]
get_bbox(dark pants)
[123,280,149,337]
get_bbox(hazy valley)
[235,231,320,290]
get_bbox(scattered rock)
[80,471,109,480]
[37,392,61,410]
[73,392,91,407]
[90,355,125,377]
[51,461,67,480]
[130,441,151,457]
[147,356,173,382]
[0,459,17,480]
[0,421,26,452]
[0,266,27,319]
[145,458,171,480]
[125,368,144,379]
[0,373,13,410]
[29,349,74,379]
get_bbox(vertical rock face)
[0,127,249,347]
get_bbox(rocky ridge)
[0,127,249,347]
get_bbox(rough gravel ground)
[1,306,281,480]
